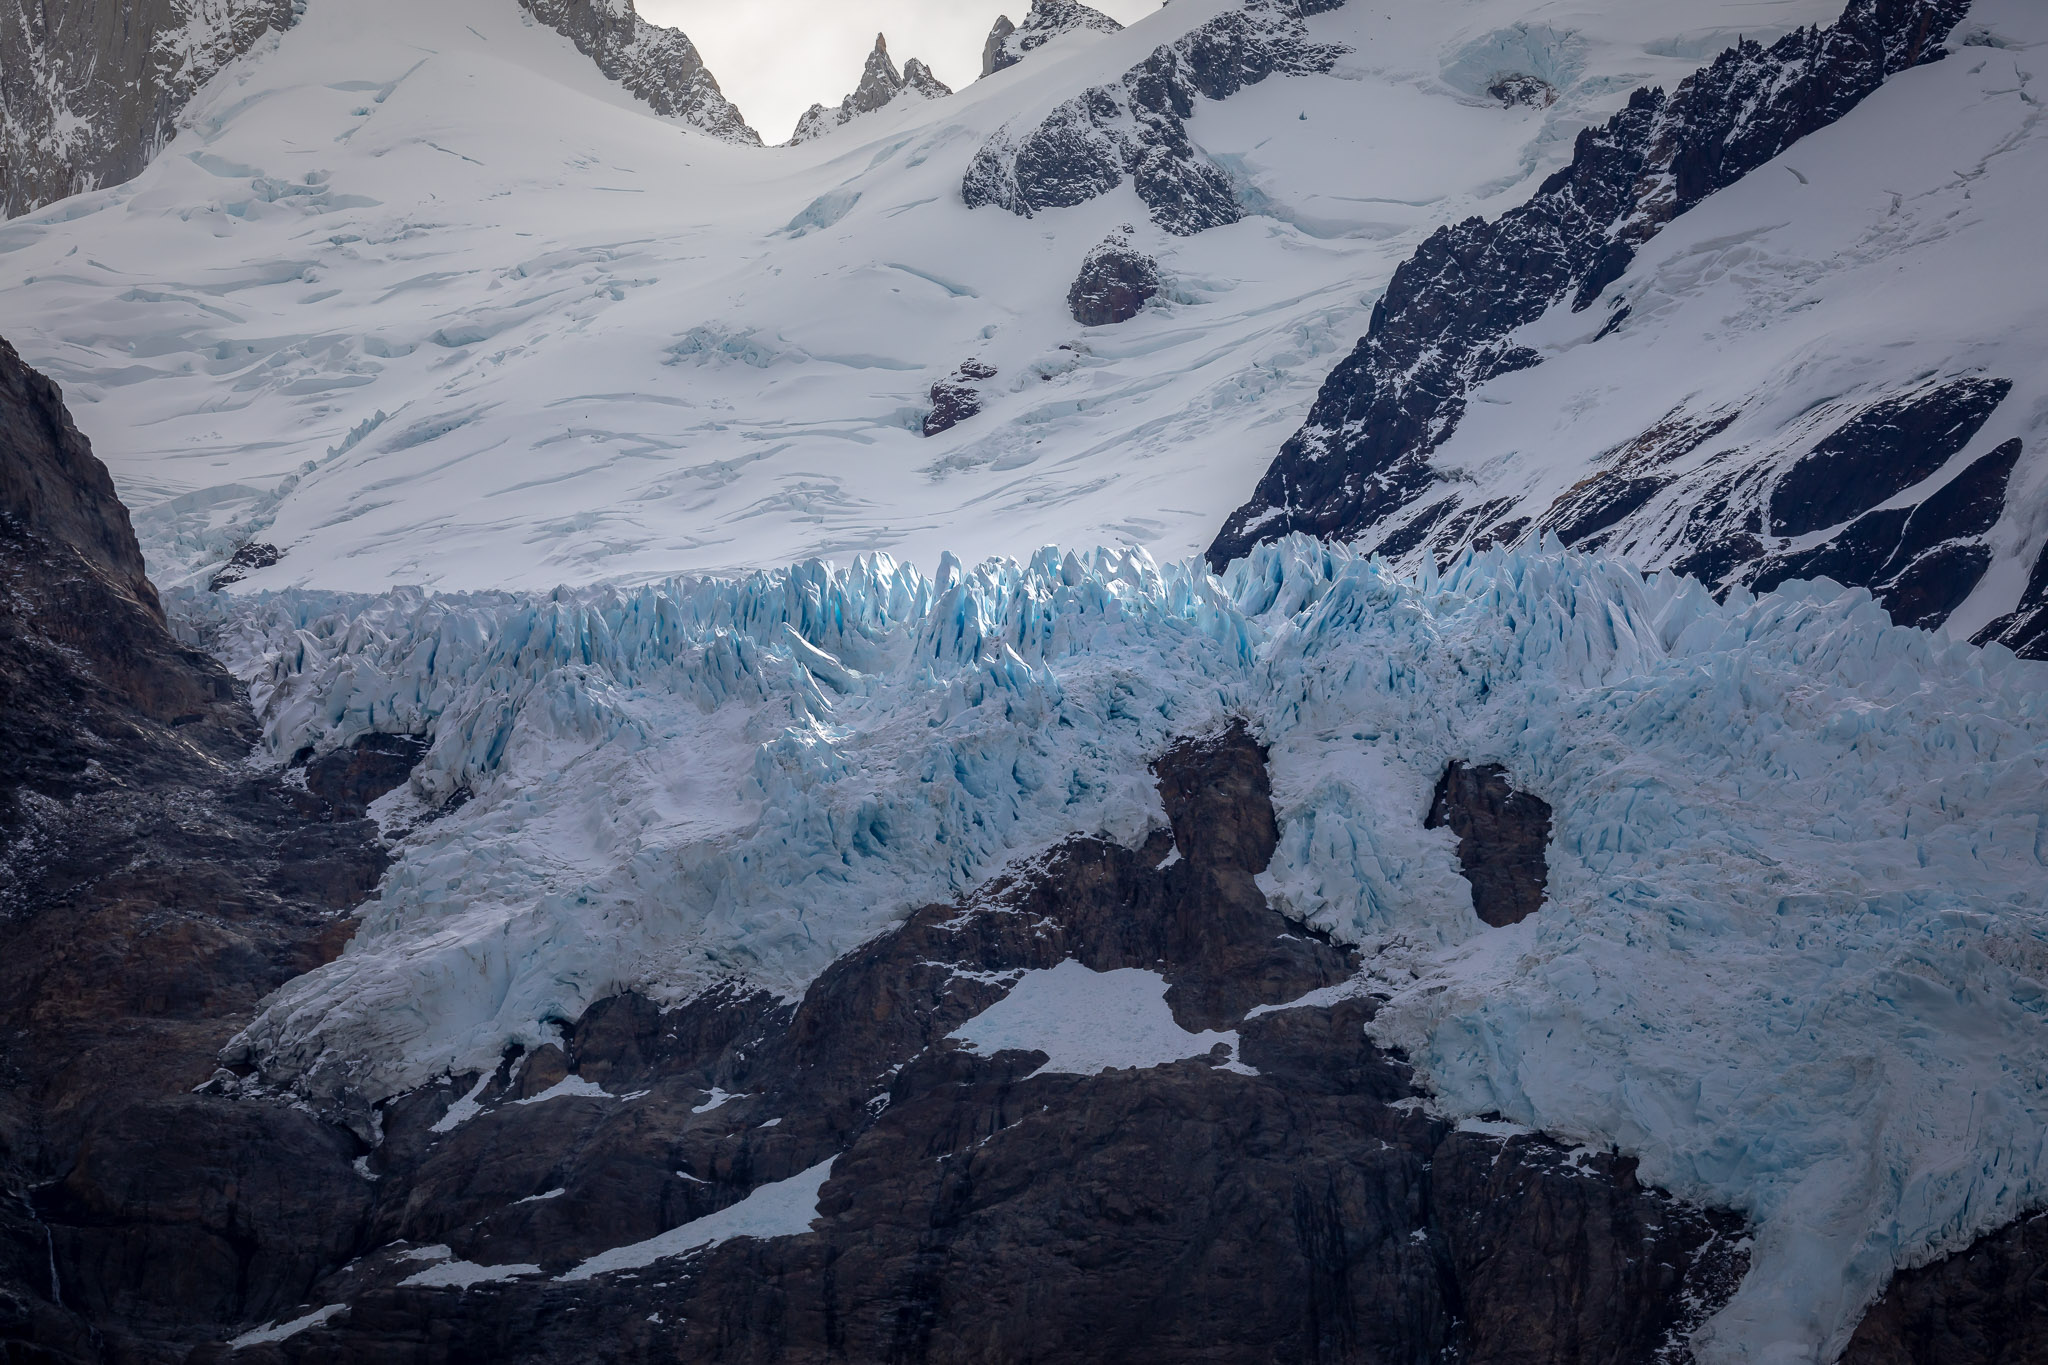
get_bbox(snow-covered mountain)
[2,0,2046,1362]
[789,33,953,145]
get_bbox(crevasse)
[181,537,2047,1365]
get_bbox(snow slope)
[0,0,1853,593]
[188,536,2048,1365]
[1349,0,2047,644]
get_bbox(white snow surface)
[0,0,1852,594]
[1377,0,2048,636]
[227,1303,346,1349]
[189,534,2048,1365]
[950,960,1241,1075]
[561,1157,836,1279]
[399,1257,542,1289]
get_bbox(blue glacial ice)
[179,537,2048,1365]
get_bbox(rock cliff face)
[1206,0,1975,573]
[518,0,759,144]
[964,0,1348,235]
[981,0,1124,78]
[1068,226,1164,326]
[0,335,392,1361]
[0,0,295,219]
[790,35,951,145]
[1843,1212,2048,1365]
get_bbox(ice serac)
[0,336,390,1360]
[981,0,1124,78]
[518,0,760,145]
[0,0,295,218]
[789,34,952,145]
[1207,0,1975,570]
[963,0,1349,235]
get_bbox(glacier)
[183,538,2048,1365]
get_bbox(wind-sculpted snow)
[187,539,2048,1365]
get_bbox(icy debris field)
[0,0,1850,593]
[186,538,2048,1364]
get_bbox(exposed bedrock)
[964,0,1348,236]
[0,335,393,1362]
[1069,225,1164,326]
[1207,0,1973,570]
[922,358,998,437]
[1425,762,1553,928]
[982,0,1124,78]
[0,0,295,220]
[517,0,760,145]
[176,724,1749,1364]
[1843,1212,2048,1365]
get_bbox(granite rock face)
[1207,0,1973,571]
[981,0,1124,78]
[518,0,760,144]
[964,0,1348,236]
[0,334,392,1361]
[790,34,951,145]
[0,0,295,219]
[1069,226,1164,325]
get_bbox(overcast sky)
[639,0,1158,144]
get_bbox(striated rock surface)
[0,335,392,1361]
[964,0,1348,236]
[982,0,1124,78]
[518,0,759,144]
[790,34,951,145]
[1207,0,1973,570]
[1,0,295,219]
[1068,225,1164,326]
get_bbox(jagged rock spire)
[790,31,954,145]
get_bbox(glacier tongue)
[188,540,2048,1365]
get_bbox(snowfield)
[188,536,2048,1365]
[0,0,1855,594]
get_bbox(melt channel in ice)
[181,536,2048,1365]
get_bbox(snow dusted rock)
[1067,226,1162,326]
[963,0,1349,235]
[0,0,295,219]
[518,0,759,144]
[981,0,1124,78]
[1209,0,1976,568]
[789,34,952,145]
[1844,1212,2048,1364]
[923,358,999,437]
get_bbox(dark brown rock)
[302,734,432,819]
[1425,761,1553,927]
[1069,226,1164,326]
[1842,1212,2048,1365]
[923,359,997,437]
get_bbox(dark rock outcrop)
[519,0,759,145]
[210,539,283,591]
[923,359,999,437]
[302,735,432,820]
[1975,537,2048,661]
[964,0,1348,236]
[982,0,1125,78]
[1207,0,1972,570]
[0,0,295,220]
[790,34,952,145]
[1489,73,1559,107]
[0,335,390,1361]
[1766,379,2012,537]
[162,722,1746,1363]
[1842,1212,2048,1365]
[1069,225,1164,325]
[1425,762,1553,928]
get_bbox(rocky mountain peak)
[520,0,760,144]
[790,30,954,144]
[982,0,1125,78]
